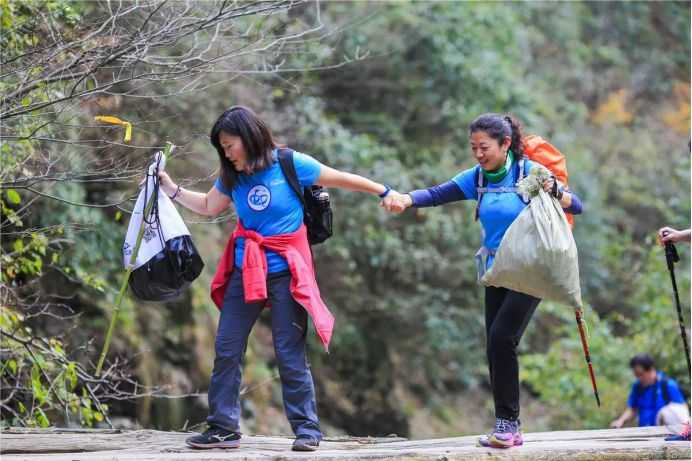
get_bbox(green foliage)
[1,232,48,282]
[0,307,106,428]
[0,0,81,59]
[282,0,690,432]
[523,242,690,429]
[1,0,689,434]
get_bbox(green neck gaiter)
[482,149,514,183]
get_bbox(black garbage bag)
[128,235,204,301]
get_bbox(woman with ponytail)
[382,113,583,449]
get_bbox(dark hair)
[469,113,525,159]
[210,106,276,190]
[629,353,655,370]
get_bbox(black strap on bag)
[277,148,333,245]
[635,373,671,405]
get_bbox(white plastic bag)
[481,166,583,308]
[122,152,190,269]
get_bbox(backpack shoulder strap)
[277,148,305,206]
[476,165,485,188]
[659,373,671,404]
[518,158,527,182]
[475,166,485,221]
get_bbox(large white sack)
[481,166,583,308]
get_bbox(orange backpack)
[522,135,574,227]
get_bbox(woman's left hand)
[542,177,556,194]
[543,176,564,201]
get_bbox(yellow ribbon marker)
[95,115,132,143]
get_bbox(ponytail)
[504,115,525,159]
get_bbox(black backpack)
[277,148,333,245]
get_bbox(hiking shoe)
[478,433,493,447]
[185,426,241,449]
[665,422,691,442]
[478,418,523,448]
[292,437,319,451]
[479,418,522,449]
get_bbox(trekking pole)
[662,234,691,376]
[95,143,173,376]
[575,308,601,407]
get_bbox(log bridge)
[1,426,690,460]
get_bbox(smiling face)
[470,130,511,171]
[218,131,249,173]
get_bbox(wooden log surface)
[1,426,689,460]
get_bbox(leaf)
[21,97,30,107]
[115,211,122,222]
[13,239,23,253]
[31,364,47,405]
[66,362,78,390]
[8,359,17,375]
[35,408,50,428]
[6,189,21,205]
[51,339,64,356]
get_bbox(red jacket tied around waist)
[210,222,334,350]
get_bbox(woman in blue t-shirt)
[383,113,583,449]
[157,106,394,452]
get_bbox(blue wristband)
[378,184,392,198]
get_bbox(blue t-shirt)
[452,160,537,261]
[214,149,322,273]
[626,372,686,426]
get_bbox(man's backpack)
[277,148,333,245]
[635,373,671,405]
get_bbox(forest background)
[1,0,690,438]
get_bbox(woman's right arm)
[383,180,468,213]
[158,171,231,217]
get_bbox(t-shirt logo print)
[247,184,271,211]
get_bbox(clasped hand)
[380,190,412,214]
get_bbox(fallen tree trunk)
[1,426,689,460]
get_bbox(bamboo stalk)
[95,143,172,376]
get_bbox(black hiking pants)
[485,286,540,421]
